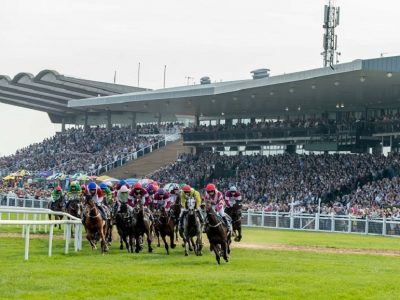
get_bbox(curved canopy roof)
[0,69,148,115]
[68,56,400,119]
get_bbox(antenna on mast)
[322,0,340,69]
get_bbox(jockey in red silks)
[153,188,172,212]
[224,186,242,208]
[203,183,232,231]
[128,182,149,207]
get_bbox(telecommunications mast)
[322,0,340,69]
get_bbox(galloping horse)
[181,198,202,256]
[66,197,82,237]
[47,198,64,230]
[226,203,242,242]
[171,201,181,242]
[205,203,231,264]
[84,196,108,254]
[156,208,176,254]
[131,202,153,253]
[115,202,133,252]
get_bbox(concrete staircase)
[105,139,189,178]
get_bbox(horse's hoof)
[198,252,203,256]
[135,249,139,253]
[185,253,188,256]
[120,245,123,250]
[149,248,153,253]
[157,244,160,247]
[171,244,176,249]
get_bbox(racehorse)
[171,201,181,242]
[181,198,202,256]
[66,198,82,237]
[47,199,64,230]
[131,202,153,253]
[84,196,108,254]
[156,207,176,255]
[115,202,133,252]
[226,203,242,242]
[205,203,231,264]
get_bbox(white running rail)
[0,206,83,260]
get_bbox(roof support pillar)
[130,112,137,130]
[107,110,112,130]
[61,118,66,132]
[194,114,200,126]
[225,118,233,126]
[157,113,162,126]
[84,112,88,132]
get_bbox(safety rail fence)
[0,206,83,260]
[89,133,181,176]
[242,211,400,237]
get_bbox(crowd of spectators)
[136,122,184,134]
[0,126,163,175]
[151,152,400,218]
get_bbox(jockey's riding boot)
[196,210,205,224]
[222,216,231,231]
[178,215,184,233]
[98,205,106,220]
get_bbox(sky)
[0,0,399,156]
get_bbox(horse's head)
[186,197,196,212]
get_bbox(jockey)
[153,188,172,212]
[128,182,149,207]
[50,186,65,208]
[224,186,242,208]
[113,185,130,215]
[100,183,113,206]
[80,184,88,198]
[145,184,158,209]
[86,182,109,220]
[65,181,81,209]
[51,186,63,202]
[167,183,181,205]
[113,179,130,199]
[204,183,232,231]
[178,184,203,232]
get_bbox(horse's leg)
[196,229,203,256]
[184,236,189,256]
[161,233,169,255]
[156,227,161,247]
[175,224,179,242]
[134,235,140,253]
[221,241,229,262]
[169,224,176,249]
[211,243,221,265]
[237,224,242,242]
[147,228,153,253]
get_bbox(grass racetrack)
[0,227,400,299]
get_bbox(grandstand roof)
[68,56,400,118]
[0,70,149,116]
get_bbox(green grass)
[0,228,399,299]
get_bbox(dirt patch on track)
[232,242,400,257]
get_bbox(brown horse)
[115,203,134,252]
[131,203,153,253]
[47,198,64,230]
[84,197,108,254]
[226,203,242,242]
[205,203,231,264]
[155,208,176,255]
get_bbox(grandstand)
[64,55,400,155]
